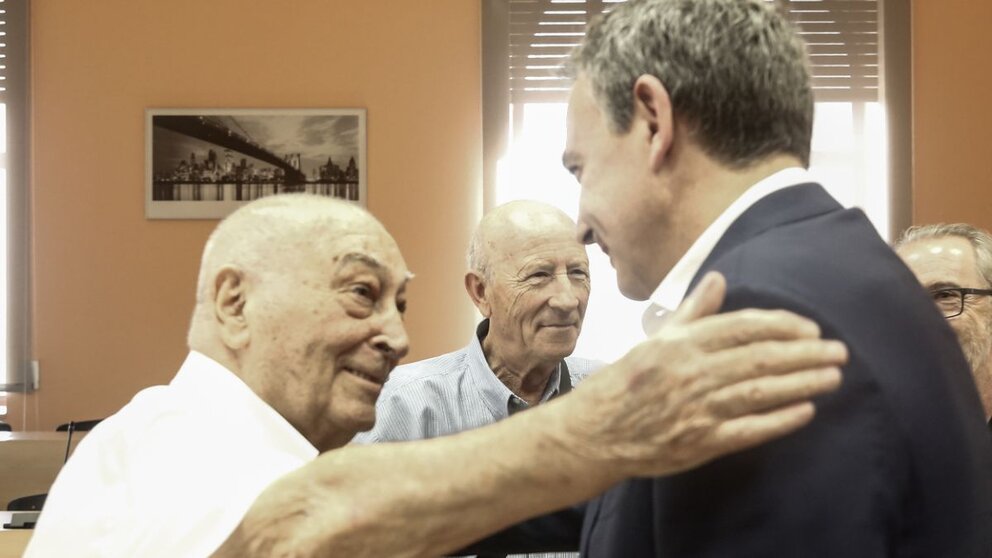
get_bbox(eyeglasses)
[928,287,992,319]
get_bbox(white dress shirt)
[25,351,318,558]
[642,167,814,334]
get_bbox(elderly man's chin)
[533,331,580,359]
[335,408,378,436]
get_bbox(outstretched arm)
[213,272,847,558]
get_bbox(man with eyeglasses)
[896,223,992,426]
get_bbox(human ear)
[632,74,675,174]
[213,266,251,350]
[464,271,492,318]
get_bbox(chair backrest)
[55,419,103,432]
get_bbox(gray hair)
[896,223,992,289]
[466,225,491,281]
[569,0,814,168]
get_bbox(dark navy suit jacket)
[577,183,992,557]
[461,183,992,558]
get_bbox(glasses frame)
[928,287,992,319]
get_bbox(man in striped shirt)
[355,201,602,556]
[357,201,601,444]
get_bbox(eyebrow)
[926,281,963,291]
[396,271,415,292]
[339,252,415,291]
[518,258,588,275]
[339,252,384,270]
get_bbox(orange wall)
[9,0,480,429]
[912,0,992,230]
[13,1,992,430]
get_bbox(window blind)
[0,0,31,392]
[507,0,878,104]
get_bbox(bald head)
[187,193,411,450]
[193,195,372,309]
[465,201,590,379]
[468,201,579,280]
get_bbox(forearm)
[214,274,849,557]
[214,394,615,558]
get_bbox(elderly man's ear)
[464,271,493,318]
[213,266,251,350]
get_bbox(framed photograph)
[146,108,366,219]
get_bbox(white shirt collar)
[173,350,319,458]
[642,167,813,334]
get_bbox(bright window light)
[496,103,648,362]
[0,102,7,386]
[496,101,888,362]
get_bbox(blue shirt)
[354,320,603,443]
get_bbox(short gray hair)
[570,0,814,168]
[896,223,992,288]
[466,225,491,281]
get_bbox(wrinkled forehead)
[318,220,410,279]
[490,220,588,269]
[898,236,981,286]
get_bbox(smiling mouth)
[542,323,577,329]
[344,368,384,385]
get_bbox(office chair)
[55,419,103,432]
[3,420,100,515]
[7,493,46,511]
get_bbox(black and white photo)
[146,108,366,219]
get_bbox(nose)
[372,309,410,361]
[576,221,595,245]
[548,274,581,313]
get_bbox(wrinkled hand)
[566,271,847,478]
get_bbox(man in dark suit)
[558,0,992,555]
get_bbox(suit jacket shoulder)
[582,184,992,558]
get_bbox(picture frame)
[145,108,367,219]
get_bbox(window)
[0,0,31,395]
[483,0,909,361]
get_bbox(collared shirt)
[354,320,603,443]
[354,321,601,558]
[25,351,318,558]
[642,167,814,334]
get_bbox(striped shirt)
[353,320,603,557]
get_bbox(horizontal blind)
[508,0,606,104]
[0,0,29,391]
[508,0,878,104]
[783,0,878,102]
[0,0,29,109]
